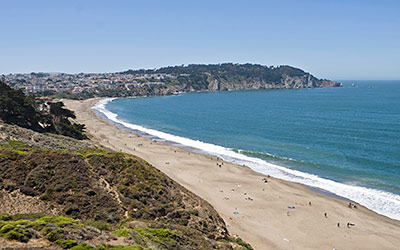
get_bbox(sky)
[1,0,399,80]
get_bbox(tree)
[49,102,76,123]
[0,80,46,131]
[0,80,87,140]
[48,102,87,140]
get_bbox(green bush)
[107,246,143,250]
[231,237,254,250]
[0,221,33,243]
[55,239,78,249]
[82,220,111,231]
[71,243,95,250]
[45,228,66,242]
[7,140,27,148]
[95,245,106,250]
[36,216,76,226]
[112,227,131,237]
[4,228,30,242]
[134,227,177,244]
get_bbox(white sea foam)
[94,98,400,221]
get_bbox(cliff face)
[137,75,340,97]
[206,73,340,91]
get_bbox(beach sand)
[64,98,400,250]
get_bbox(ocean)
[94,80,400,220]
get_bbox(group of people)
[348,202,358,209]
[261,175,270,183]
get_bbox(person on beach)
[337,223,340,227]
[309,201,312,206]
[324,212,328,218]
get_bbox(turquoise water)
[97,81,400,220]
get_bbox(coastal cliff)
[205,73,339,91]
[121,63,341,97]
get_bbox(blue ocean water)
[96,81,400,220]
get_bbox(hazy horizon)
[1,0,399,80]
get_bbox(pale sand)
[64,98,400,250]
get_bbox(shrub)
[107,246,143,250]
[45,228,66,242]
[83,220,111,231]
[55,239,78,249]
[112,227,131,237]
[0,221,33,243]
[36,216,76,226]
[70,243,94,250]
[231,237,254,250]
[134,227,177,244]
[4,228,30,242]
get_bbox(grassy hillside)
[0,124,252,250]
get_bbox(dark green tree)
[48,102,87,140]
[0,80,87,140]
[0,80,46,131]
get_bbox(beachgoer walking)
[324,212,328,218]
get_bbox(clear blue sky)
[1,0,399,79]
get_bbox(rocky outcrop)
[199,74,340,92]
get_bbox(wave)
[93,98,400,221]
[233,149,305,164]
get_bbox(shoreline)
[94,99,350,203]
[64,98,400,250]
[92,96,400,221]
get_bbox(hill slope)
[0,123,252,250]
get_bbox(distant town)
[1,64,340,100]
[1,72,176,95]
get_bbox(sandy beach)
[64,98,400,250]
